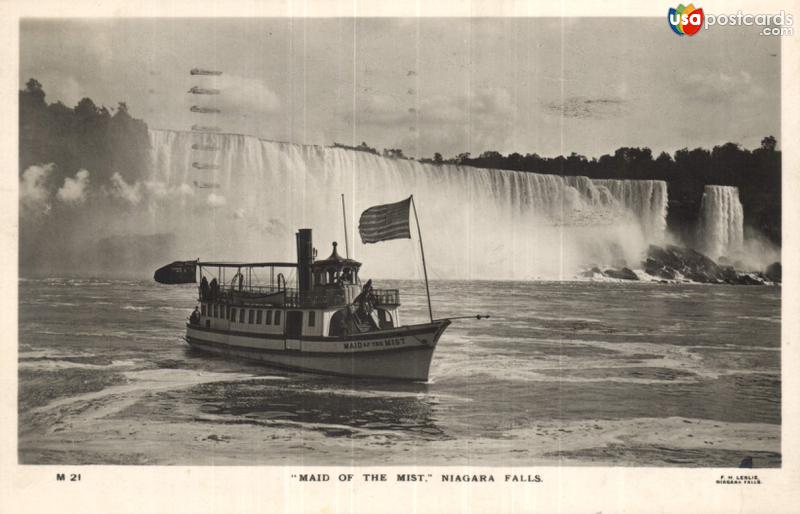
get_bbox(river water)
[18,278,781,466]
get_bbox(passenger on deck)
[189,306,200,325]
[200,276,209,300]
[209,278,219,299]
[336,313,349,336]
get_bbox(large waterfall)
[699,185,744,260]
[146,129,668,280]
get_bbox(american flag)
[358,197,412,244]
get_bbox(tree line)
[19,78,151,188]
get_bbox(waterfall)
[699,185,744,260]
[146,129,668,279]
[592,180,668,240]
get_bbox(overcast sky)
[20,17,780,159]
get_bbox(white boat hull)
[185,320,450,381]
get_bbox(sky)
[20,17,780,159]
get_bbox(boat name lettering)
[343,338,404,350]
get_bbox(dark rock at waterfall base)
[603,267,639,281]
[579,266,638,281]
[734,273,767,286]
[644,259,676,280]
[643,245,772,285]
[765,262,782,283]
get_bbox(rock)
[655,267,676,280]
[644,245,769,285]
[718,266,740,283]
[735,273,768,286]
[644,258,660,275]
[765,262,781,283]
[603,267,639,280]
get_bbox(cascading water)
[145,129,668,280]
[591,180,668,240]
[698,185,744,260]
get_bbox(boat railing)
[284,288,345,308]
[370,289,400,307]
[200,285,400,309]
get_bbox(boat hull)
[185,320,450,381]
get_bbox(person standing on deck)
[200,276,209,300]
[189,306,200,325]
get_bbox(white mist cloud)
[143,180,167,198]
[207,193,226,207]
[143,181,195,199]
[109,172,142,204]
[56,169,90,204]
[20,163,54,214]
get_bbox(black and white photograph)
[4,0,800,512]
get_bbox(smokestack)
[296,229,313,293]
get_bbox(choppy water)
[18,278,781,466]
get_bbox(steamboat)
[155,197,457,381]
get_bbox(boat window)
[201,304,207,316]
[256,310,263,324]
[239,309,245,323]
[341,268,354,284]
[265,310,273,325]
[308,311,316,327]
[214,304,219,318]
[274,310,281,325]
[230,308,237,322]
[248,309,255,324]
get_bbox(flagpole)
[341,194,350,258]
[410,195,433,323]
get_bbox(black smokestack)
[296,228,313,293]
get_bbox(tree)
[382,148,405,159]
[761,135,777,152]
[433,152,443,164]
[24,78,45,103]
[75,97,99,120]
